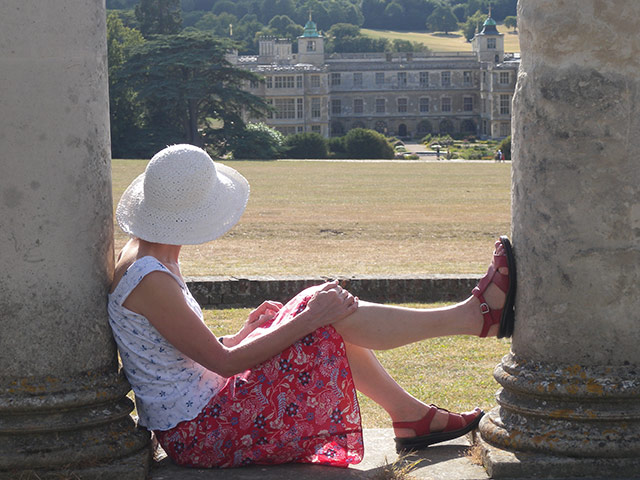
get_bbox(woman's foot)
[393,404,484,452]
[470,236,516,338]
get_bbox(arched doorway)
[417,120,432,135]
[461,119,477,135]
[398,123,408,137]
[439,119,455,135]
[331,121,344,136]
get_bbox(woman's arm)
[124,272,357,378]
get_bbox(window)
[463,71,472,86]
[441,71,451,87]
[397,72,407,86]
[266,76,273,88]
[311,125,321,134]
[419,71,429,87]
[274,76,295,88]
[331,99,342,115]
[353,72,363,87]
[296,76,303,88]
[297,126,304,133]
[397,98,408,113]
[487,38,496,49]
[274,98,295,119]
[353,98,364,114]
[307,40,316,52]
[375,98,385,113]
[297,98,303,118]
[330,73,341,86]
[441,97,451,112]
[311,97,321,118]
[266,98,273,118]
[311,75,320,88]
[419,97,429,113]
[499,72,510,85]
[463,96,473,112]
[277,126,297,136]
[250,79,259,89]
[375,72,384,85]
[500,94,510,114]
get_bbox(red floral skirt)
[154,286,364,468]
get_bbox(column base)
[0,369,151,479]
[474,429,640,479]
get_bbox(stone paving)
[151,429,489,480]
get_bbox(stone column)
[0,2,150,478]
[477,1,640,477]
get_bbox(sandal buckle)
[480,302,490,314]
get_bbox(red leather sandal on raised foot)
[393,405,484,452]
[472,235,516,339]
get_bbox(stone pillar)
[0,2,150,478]
[477,1,640,477]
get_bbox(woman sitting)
[108,144,516,468]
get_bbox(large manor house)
[228,14,519,139]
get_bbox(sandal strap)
[392,405,438,436]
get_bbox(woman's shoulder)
[109,255,180,303]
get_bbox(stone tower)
[472,12,504,64]
[297,15,325,65]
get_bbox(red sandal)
[393,405,484,452]
[472,235,516,339]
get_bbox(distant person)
[496,149,504,162]
[108,144,516,469]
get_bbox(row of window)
[331,96,475,114]
[331,71,478,88]
[266,94,510,119]
[253,72,511,90]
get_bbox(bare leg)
[333,243,508,350]
[344,342,480,438]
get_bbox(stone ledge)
[185,275,482,308]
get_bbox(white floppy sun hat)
[116,144,250,245]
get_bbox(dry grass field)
[111,159,511,278]
[361,24,520,53]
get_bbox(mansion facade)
[228,15,519,139]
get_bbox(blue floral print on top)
[108,256,227,431]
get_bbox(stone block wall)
[186,275,481,308]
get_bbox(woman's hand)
[225,300,283,347]
[304,281,359,330]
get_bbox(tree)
[114,32,268,155]
[107,13,145,157]
[134,0,182,37]
[426,4,459,34]
[504,15,517,32]
[461,9,487,41]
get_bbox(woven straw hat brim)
[116,162,249,245]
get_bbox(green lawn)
[111,159,512,278]
[361,25,520,53]
[204,305,510,429]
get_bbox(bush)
[343,128,394,159]
[499,136,511,160]
[283,132,328,159]
[327,136,346,158]
[232,122,284,159]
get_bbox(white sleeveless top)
[108,256,227,431]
